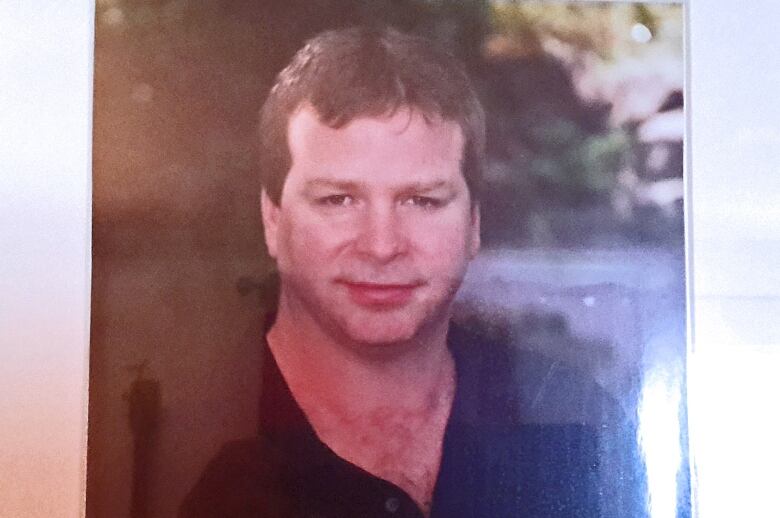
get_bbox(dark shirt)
[180,324,646,518]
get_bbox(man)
[181,27,644,518]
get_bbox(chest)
[309,404,451,514]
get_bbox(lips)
[338,281,421,308]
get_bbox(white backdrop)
[686,2,780,517]
[0,2,93,517]
[2,1,780,516]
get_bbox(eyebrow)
[302,179,454,193]
[302,179,361,192]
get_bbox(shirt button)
[384,496,400,514]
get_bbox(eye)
[402,195,444,209]
[316,194,354,207]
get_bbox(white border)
[686,1,780,517]
[0,2,94,516]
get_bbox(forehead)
[286,106,465,185]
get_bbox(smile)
[337,281,421,308]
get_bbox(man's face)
[262,106,480,349]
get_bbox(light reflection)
[638,358,683,518]
[689,342,780,518]
[131,83,154,104]
[631,23,653,44]
[102,7,124,26]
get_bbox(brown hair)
[258,26,486,205]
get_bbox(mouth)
[336,280,422,308]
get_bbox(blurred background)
[88,1,686,517]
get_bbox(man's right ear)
[260,189,280,259]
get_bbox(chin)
[336,311,441,351]
[343,323,419,348]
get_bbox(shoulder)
[448,321,623,427]
[448,320,648,517]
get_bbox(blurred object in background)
[480,2,684,248]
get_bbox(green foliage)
[530,121,629,194]
[489,1,681,60]
[484,2,682,202]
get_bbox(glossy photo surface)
[87,3,688,517]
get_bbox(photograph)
[87,2,687,517]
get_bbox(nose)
[354,204,407,263]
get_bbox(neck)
[266,294,454,415]
[267,294,457,516]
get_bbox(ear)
[468,203,481,259]
[260,189,280,259]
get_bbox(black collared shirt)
[180,324,645,517]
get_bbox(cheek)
[409,220,474,267]
[277,212,349,265]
